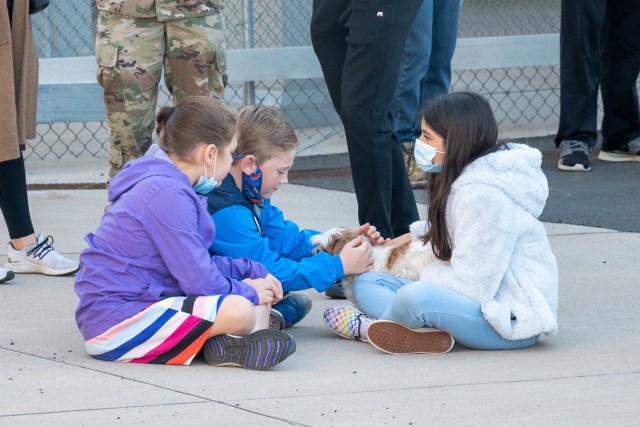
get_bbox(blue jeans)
[393,0,461,143]
[353,272,539,350]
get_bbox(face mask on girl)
[233,154,264,207]
[193,147,218,194]
[414,138,446,173]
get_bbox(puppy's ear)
[310,235,328,254]
[327,228,360,255]
[310,227,345,254]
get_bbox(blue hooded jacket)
[75,145,266,340]
[207,175,344,293]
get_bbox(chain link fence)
[29,0,566,161]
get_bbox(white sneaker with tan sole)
[6,234,80,276]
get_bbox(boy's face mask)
[242,165,263,207]
[234,154,264,207]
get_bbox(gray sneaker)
[558,140,592,171]
[598,137,640,162]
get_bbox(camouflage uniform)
[95,0,227,178]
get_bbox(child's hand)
[353,223,388,246]
[265,273,284,304]
[339,236,374,275]
[243,275,283,305]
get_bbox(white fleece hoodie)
[417,143,558,340]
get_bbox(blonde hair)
[156,96,237,161]
[235,105,298,163]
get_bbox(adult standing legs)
[555,0,606,171]
[598,0,640,160]
[96,12,164,179]
[393,0,433,146]
[420,0,460,106]
[1,2,79,277]
[311,0,422,238]
[97,10,227,180]
[395,0,460,188]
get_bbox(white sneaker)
[0,267,15,283]
[6,234,80,276]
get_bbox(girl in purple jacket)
[74,97,295,370]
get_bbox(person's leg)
[392,0,432,188]
[420,0,460,105]
[392,0,433,145]
[0,158,79,276]
[0,155,35,241]
[339,0,422,237]
[96,11,164,179]
[352,272,413,318]
[310,0,349,117]
[599,1,640,156]
[381,281,538,350]
[203,296,296,370]
[164,13,227,103]
[271,293,312,329]
[323,273,408,342]
[555,0,606,150]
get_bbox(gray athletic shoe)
[558,140,592,171]
[598,137,640,162]
[202,329,296,370]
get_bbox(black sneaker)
[0,267,15,284]
[598,137,640,162]
[325,282,347,299]
[202,329,296,370]
[271,294,312,329]
[557,140,592,171]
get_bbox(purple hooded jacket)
[74,145,266,340]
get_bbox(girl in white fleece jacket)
[323,92,558,353]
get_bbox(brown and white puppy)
[311,221,437,303]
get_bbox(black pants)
[0,154,35,240]
[311,0,422,238]
[1,7,34,241]
[555,0,640,150]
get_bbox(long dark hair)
[420,92,502,261]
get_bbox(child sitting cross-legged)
[74,97,295,370]
[206,105,384,330]
[324,92,558,354]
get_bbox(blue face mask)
[242,164,264,207]
[232,154,264,207]
[414,138,445,173]
[193,149,218,195]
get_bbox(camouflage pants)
[96,11,227,178]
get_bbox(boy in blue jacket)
[207,105,382,329]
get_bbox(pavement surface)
[2,137,640,425]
